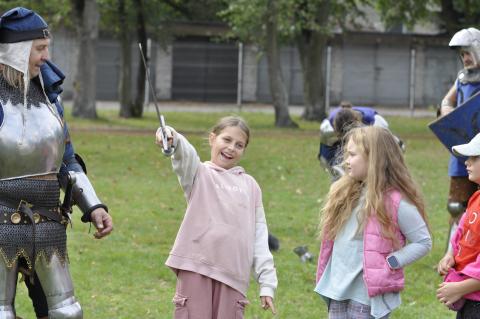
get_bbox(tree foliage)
[374,0,480,35]
[221,0,371,122]
[0,1,71,29]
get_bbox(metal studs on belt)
[10,212,21,224]
[33,213,40,224]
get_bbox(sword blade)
[138,43,172,154]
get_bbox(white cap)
[452,133,480,157]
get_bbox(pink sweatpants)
[172,270,249,319]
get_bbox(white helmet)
[449,27,480,69]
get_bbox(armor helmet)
[449,28,480,69]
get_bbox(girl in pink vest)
[315,126,431,318]
[156,116,277,319]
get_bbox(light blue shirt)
[315,199,432,318]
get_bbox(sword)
[138,43,173,155]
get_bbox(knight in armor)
[318,101,402,181]
[439,27,480,250]
[0,7,113,319]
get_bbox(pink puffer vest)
[316,190,405,297]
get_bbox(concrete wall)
[49,29,459,108]
[155,43,172,100]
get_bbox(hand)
[90,208,113,239]
[155,126,173,148]
[437,252,455,276]
[260,296,276,315]
[437,282,463,307]
[440,105,454,116]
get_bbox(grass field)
[14,108,456,319]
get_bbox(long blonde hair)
[0,64,25,90]
[319,126,429,246]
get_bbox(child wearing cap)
[437,133,480,317]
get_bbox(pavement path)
[88,101,435,118]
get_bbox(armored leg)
[0,259,18,319]
[35,255,82,319]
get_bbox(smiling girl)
[315,126,431,318]
[156,116,277,318]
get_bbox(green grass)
[14,109,454,318]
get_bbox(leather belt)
[0,198,67,278]
[0,198,65,224]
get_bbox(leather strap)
[0,198,63,223]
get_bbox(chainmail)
[0,178,67,269]
[0,75,47,108]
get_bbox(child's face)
[209,126,247,169]
[465,156,480,183]
[345,139,368,181]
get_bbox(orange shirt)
[455,191,480,272]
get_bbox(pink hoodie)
[164,129,277,298]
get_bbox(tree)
[100,0,151,118]
[223,0,373,122]
[265,0,297,127]
[0,1,70,26]
[289,0,374,121]
[132,0,147,117]
[221,0,298,127]
[293,0,331,121]
[71,0,99,118]
[116,0,134,118]
[99,0,215,118]
[374,0,480,36]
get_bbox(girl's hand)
[437,282,463,307]
[437,252,455,275]
[155,126,173,148]
[260,296,276,315]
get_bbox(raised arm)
[156,127,200,199]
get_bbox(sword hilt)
[160,115,174,156]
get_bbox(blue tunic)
[448,80,480,176]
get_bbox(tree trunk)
[132,0,147,118]
[296,0,330,121]
[296,31,327,121]
[265,0,297,128]
[439,0,461,35]
[118,0,133,118]
[71,0,98,118]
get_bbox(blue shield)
[429,93,480,154]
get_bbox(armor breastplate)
[0,76,64,180]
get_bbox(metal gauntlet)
[70,171,107,222]
[319,119,338,146]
